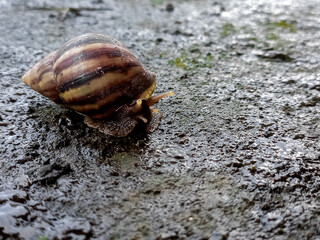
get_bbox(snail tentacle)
[146,91,174,107]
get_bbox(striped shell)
[22,33,173,137]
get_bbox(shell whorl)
[22,50,62,105]
[22,33,157,119]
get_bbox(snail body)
[22,33,173,137]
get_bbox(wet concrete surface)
[1,0,320,239]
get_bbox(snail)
[22,33,173,137]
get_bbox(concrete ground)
[0,0,320,239]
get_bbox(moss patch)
[168,46,213,70]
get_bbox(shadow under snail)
[22,33,174,137]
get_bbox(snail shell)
[22,33,173,137]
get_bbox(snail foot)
[84,114,139,137]
[84,101,162,137]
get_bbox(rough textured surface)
[1,0,320,239]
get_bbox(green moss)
[168,47,213,70]
[37,237,48,240]
[221,23,237,37]
[159,51,168,58]
[248,37,259,41]
[266,32,279,40]
[266,20,296,33]
[194,53,213,68]
[169,57,188,69]
[218,50,227,60]
[150,0,164,6]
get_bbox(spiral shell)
[22,33,173,137]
